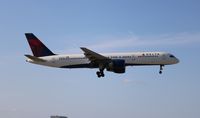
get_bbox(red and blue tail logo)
[25,33,55,57]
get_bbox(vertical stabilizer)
[25,33,55,57]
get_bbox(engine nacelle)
[106,59,125,73]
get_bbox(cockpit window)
[169,55,175,58]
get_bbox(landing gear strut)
[159,65,164,74]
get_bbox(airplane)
[24,33,179,78]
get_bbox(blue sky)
[0,0,200,118]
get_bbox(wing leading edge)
[80,47,111,62]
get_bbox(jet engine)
[106,59,125,73]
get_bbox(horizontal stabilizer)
[25,54,46,62]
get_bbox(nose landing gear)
[159,65,164,74]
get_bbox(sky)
[0,0,200,118]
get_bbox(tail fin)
[25,33,55,57]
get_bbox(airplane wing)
[80,47,111,63]
[25,54,46,62]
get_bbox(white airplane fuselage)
[27,52,179,68]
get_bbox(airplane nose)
[175,58,180,64]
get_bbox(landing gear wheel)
[96,71,105,78]
[101,73,105,77]
[159,71,162,74]
[96,71,100,78]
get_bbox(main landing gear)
[96,70,105,78]
[159,65,164,74]
[96,64,105,78]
